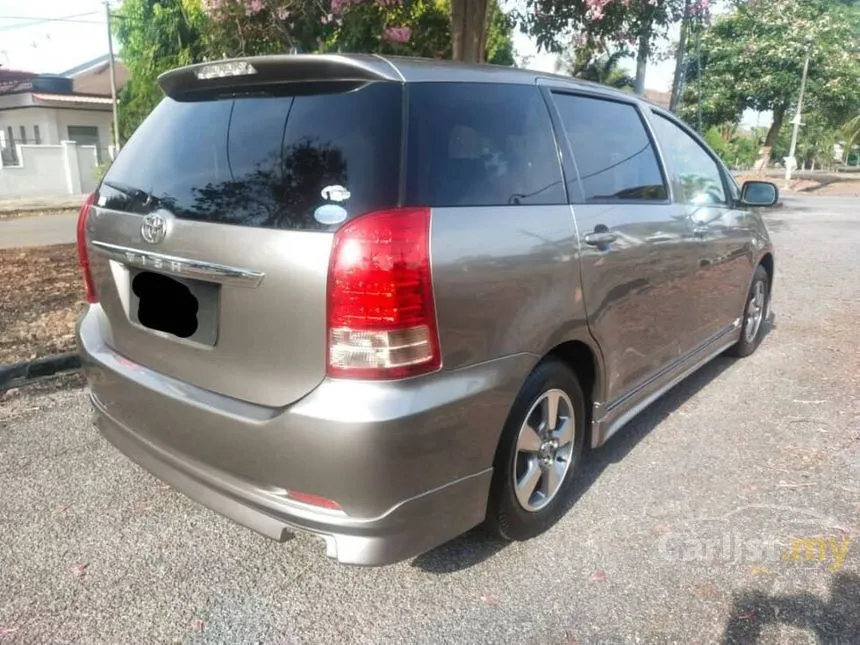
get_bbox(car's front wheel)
[485,359,585,541]
[726,264,770,358]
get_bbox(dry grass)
[0,244,85,365]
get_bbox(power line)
[0,12,103,32]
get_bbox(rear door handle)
[583,231,618,246]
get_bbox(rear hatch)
[85,56,404,407]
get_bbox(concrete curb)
[0,352,81,390]
[0,196,86,216]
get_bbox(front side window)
[650,113,727,206]
[551,93,667,202]
[406,83,566,207]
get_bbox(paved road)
[1,195,859,644]
[0,212,77,249]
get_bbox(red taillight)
[76,193,98,303]
[326,207,441,380]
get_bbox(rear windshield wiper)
[102,180,151,202]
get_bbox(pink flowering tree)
[200,0,513,63]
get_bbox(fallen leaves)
[588,569,607,582]
[0,244,83,365]
[651,521,672,536]
[479,594,500,606]
[0,627,19,636]
[693,584,722,600]
[190,619,205,632]
[71,563,89,578]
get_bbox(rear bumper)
[77,306,535,565]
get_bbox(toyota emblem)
[141,213,168,244]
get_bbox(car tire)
[485,358,586,542]
[726,264,770,358]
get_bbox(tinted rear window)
[101,82,403,230]
[405,83,566,207]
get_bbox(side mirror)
[740,180,779,207]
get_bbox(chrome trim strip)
[90,240,265,288]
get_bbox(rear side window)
[405,83,566,207]
[551,93,667,202]
[101,82,403,230]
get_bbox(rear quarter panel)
[430,205,591,371]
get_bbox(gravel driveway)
[1,195,858,644]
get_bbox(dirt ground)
[0,244,84,365]
[735,172,860,197]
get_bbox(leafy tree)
[702,125,761,170]
[114,0,208,142]
[520,0,709,94]
[679,0,860,163]
[841,113,860,152]
[554,47,634,89]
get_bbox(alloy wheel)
[512,388,576,512]
[744,280,766,343]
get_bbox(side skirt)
[590,318,742,448]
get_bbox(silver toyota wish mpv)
[76,55,777,565]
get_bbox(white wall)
[0,105,112,151]
[0,141,99,198]
[53,109,113,152]
[0,145,67,196]
[76,145,99,194]
[0,107,56,145]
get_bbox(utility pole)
[785,41,811,183]
[105,1,120,156]
[695,15,702,134]
[669,0,691,113]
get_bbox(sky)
[0,0,109,74]
[0,0,765,125]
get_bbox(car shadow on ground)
[721,571,860,644]
[413,320,778,573]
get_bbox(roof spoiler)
[158,54,400,100]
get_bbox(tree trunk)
[764,103,786,148]
[479,0,495,63]
[754,102,787,169]
[669,0,691,112]
[450,0,489,63]
[634,31,649,96]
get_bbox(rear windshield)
[101,82,403,230]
